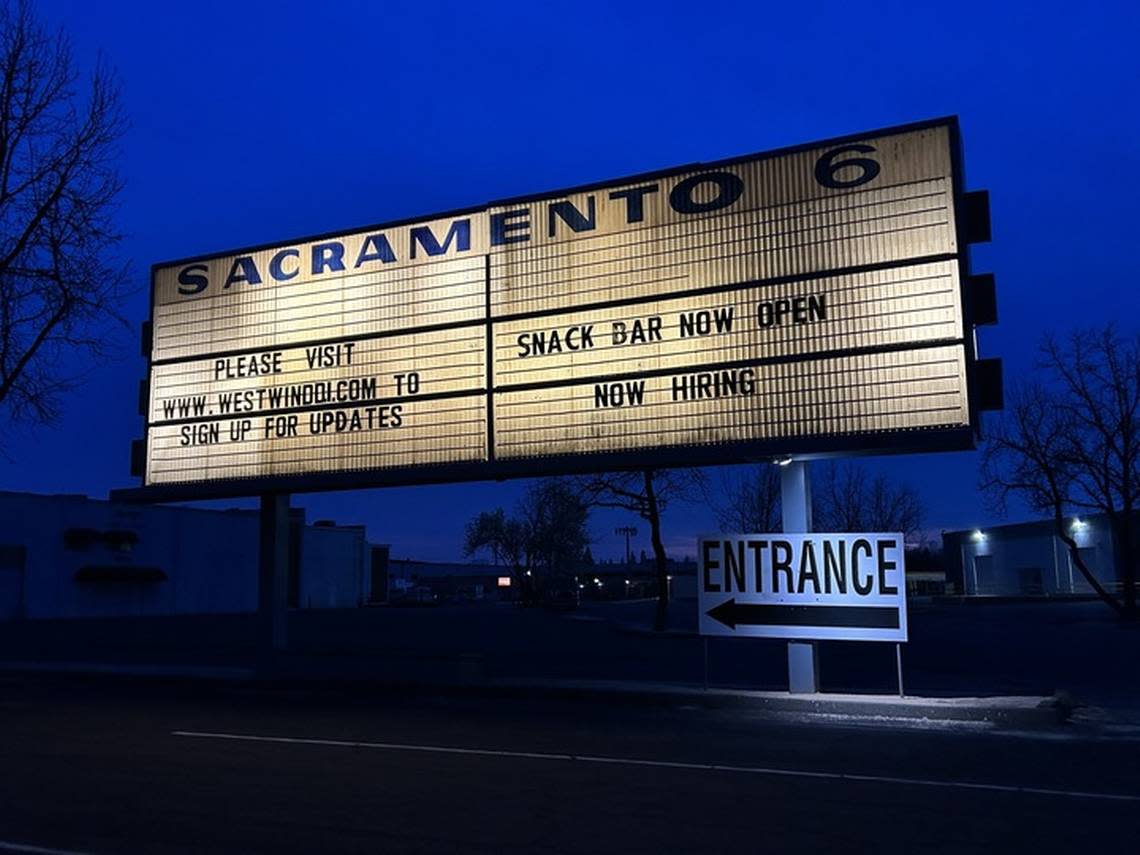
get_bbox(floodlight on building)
[775,456,794,467]
[1071,518,1087,531]
[972,530,986,541]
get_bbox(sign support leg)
[258,492,290,663]
[896,642,905,697]
[781,461,819,694]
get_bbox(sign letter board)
[698,533,908,642]
[133,117,984,499]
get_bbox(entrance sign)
[129,117,991,499]
[698,533,908,641]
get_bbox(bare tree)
[981,327,1139,619]
[815,461,924,538]
[0,0,128,429]
[464,479,590,604]
[714,464,781,532]
[577,469,704,631]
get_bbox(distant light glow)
[972,530,986,541]
[1071,518,1087,531]
[497,576,511,588]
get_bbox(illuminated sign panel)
[136,118,985,496]
[698,533,908,641]
[496,345,968,460]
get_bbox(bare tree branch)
[575,468,705,631]
[815,461,924,538]
[713,465,781,533]
[980,326,1140,619]
[0,0,128,433]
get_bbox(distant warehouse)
[0,491,389,620]
[943,513,1135,597]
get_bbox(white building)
[0,491,380,620]
[942,514,1128,597]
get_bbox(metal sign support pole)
[781,461,819,694]
[258,493,290,661]
[896,643,905,697]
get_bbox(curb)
[0,660,1065,728]
[480,678,1065,727]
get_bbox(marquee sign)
[698,533,908,641]
[126,117,995,499]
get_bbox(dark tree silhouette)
[981,327,1139,619]
[464,479,590,604]
[714,464,782,533]
[814,461,924,538]
[577,469,704,631]
[0,0,128,430]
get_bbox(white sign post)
[780,461,818,692]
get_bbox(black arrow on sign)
[705,599,900,630]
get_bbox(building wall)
[300,526,367,609]
[0,492,369,619]
[943,516,1118,596]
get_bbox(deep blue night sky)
[2,0,1137,560]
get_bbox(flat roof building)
[0,491,378,620]
[942,513,1132,597]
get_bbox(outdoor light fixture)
[775,456,794,467]
[972,530,986,541]
[1071,519,1087,531]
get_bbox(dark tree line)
[463,479,590,604]
[714,461,924,538]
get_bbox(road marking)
[172,730,1140,803]
[0,842,91,855]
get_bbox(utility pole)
[615,526,637,567]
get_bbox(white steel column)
[781,461,819,693]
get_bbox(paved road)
[0,677,1136,854]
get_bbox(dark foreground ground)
[0,676,1138,854]
[2,599,1139,709]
